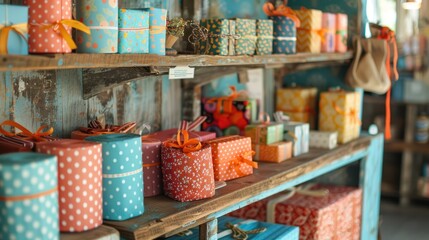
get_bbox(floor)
[380,200,429,240]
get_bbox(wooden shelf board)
[0,52,352,71]
[103,136,372,240]
[385,141,429,154]
[364,95,429,106]
[60,225,119,240]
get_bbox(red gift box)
[141,137,163,197]
[229,185,362,240]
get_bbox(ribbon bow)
[333,102,361,126]
[229,151,257,176]
[0,23,27,54]
[165,129,202,153]
[263,2,301,27]
[0,120,54,142]
[207,86,249,114]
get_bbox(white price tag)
[169,66,195,79]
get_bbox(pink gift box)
[141,137,162,197]
[321,13,336,53]
[335,14,348,53]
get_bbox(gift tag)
[169,66,195,79]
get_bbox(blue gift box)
[86,134,144,221]
[283,122,309,157]
[0,152,59,240]
[0,4,28,55]
[119,9,150,54]
[147,8,167,55]
[271,16,296,54]
[168,216,299,240]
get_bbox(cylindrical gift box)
[161,143,215,202]
[35,140,103,232]
[76,0,118,53]
[71,130,103,140]
[141,137,162,197]
[86,134,144,220]
[26,0,73,53]
[0,152,59,240]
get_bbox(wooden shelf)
[364,95,429,106]
[385,141,429,155]
[0,52,353,72]
[104,136,373,240]
[60,225,119,240]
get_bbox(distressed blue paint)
[57,58,64,66]
[201,74,245,98]
[208,0,267,19]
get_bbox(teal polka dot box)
[0,152,59,240]
[86,134,144,221]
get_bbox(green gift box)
[256,19,273,55]
[245,122,284,145]
[235,18,257,55]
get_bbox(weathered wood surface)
[61,225,120,240]
[104,136,373,240]
[0,52,353,72]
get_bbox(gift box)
[0,136,33,154]
[309,131,338,149]
[283,122,309,157]
[295,9,323,53]
[0,152,59,240]
[141,137,162,197]
[229,185,362,240]
[147,8,167,56]
[205,136,256,181]
[321,13,336,53]
[71,122,136,140]
[85,134,144,221]
[145,128,216,143]
[161,132,215,202]
[335,14,348,53]
[252,141,293,163]
[0,4,28,55]
[276,87,318,129]
[35,140,103,232]
[234,18,257,55]
[319,91,361,144]
[271,16,297,54]
[118,9,149,54]
[245,123,284,145]
[76,0,118,53]
[168,216,300,240]
[256,19,273,55]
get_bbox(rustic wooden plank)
[199,219,218,240]
[0,72,11,122]
[104,135,374,239]
[161,76,181,129]
[60,225,120,240]
[385,141,429,155]
[0,52,353,72]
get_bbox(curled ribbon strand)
[0,120,54,142]
[263,2,301,27]
[165,130,202,153]
[0,23,27,54]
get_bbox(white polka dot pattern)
[141,138,162,197]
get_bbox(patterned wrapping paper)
[335,14,348,53]
[252,141,292,163]
[283,122,310,157]
[321,13,336,53]
[271,16,297,54]
[319,91,361,144]
[244,123,284,145]
[234,18,257,55]
[35,140,103,232]
[0,152,59,240]
[85,134,144,221]
[0,5,28,55]
[76,0,118,53]
[276,87,318,129]
[161,143,215,202]
[26,0,72,53]
[229,185,362,240]
[145,129,216,143]
[141,137,162,197]
[295,9,323,53]
[256,19,273,55]
[118,9,149,54]
[167,216,300,240]
[205,136,256,181]
[200,19,233,55]
[147,8,167,56]
[309,131,338,149]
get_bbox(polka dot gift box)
[86,134,144,221]
[146,8,167,56]
[35,139,103,232]
[141,137,162,197]
[0,152,59,240]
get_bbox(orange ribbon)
[143,162,161,168]
[0,187,57,202]
[263,2,301,27]
[165,130,202,153]
[228,151,257,176]
[333,102,361,126]
[207,86,248,114]
[297,28,327,43]
[0,120,54,142]
[0,23,27,54]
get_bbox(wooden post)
[199,218,218,240]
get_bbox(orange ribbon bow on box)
[0,120,54,142]
[0,23,27,54]
[207,86,249,114]
[263,2,301,27]
[165,129,202,153]
[229,150,257,177]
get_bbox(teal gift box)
[76,0,118,53]
[168,216,299,240]
[271,16,296,54]
[283,122,310,157]
[147,8,167,55]
[0,153,59,240]
[86,134,144,221]
[0,4,28,55]
[245,122,284,145]
[119,9,150,54]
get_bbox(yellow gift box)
[276,87,318,129]
[295,8,323,53]
[319,91,362,144]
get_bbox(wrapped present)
[205,135,257,181]
[319,90,361,144]
[35,140,102,232]
[295,8,323,53]
[168,216,300,240]
[229,185,362,240]
[146,128,216,143]
[0,136,33,154]
[147,8,167,55]
[0,4,28,55]
[71,121,136,140]
[85,134,144,221]
[141,137,162,197]
[0,152,59,240]
[118,9,149,54]
[256,19,273,55]
[253,141,293,163]
[245,122,284,145]
[234,18,257,55]
[76,0,118,53]
[161,130,215,202]
[26,0,89,53]
[335,14,348,53]
[321,13,336,53]
[278,120,309,157]
[276,87,317,129]
[309,131,338,149]
[271,16,297,54]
